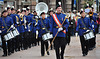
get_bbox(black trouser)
[14,36,20,51]
[32,33,37,46]
[54,37,66,59]
[19,33,24,49]
[89,32,96,48]
[50,38,53,50]
[23,32,29,49]
[41,38,49,55]
[66,32,71,45]
[28,32,33,48]
[55,45,66,59]
[80,36,89,54]
[1,35,12,55]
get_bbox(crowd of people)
[0,2,100,59]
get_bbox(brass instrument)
[16,16,19,24]
[20,14,24,21]
[23,16,27,29]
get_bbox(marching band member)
[76,11,92,56]
[89,8,97,50]
[7,5,15,54]
[11,6,20,52]
[26,8,35,48]
[0,10,14,56]
[21,8,28,50]
[50,2,69,59]
[36,12,51,56]
[47,8,54,50]
[27,7,34,16]
[32,11,39,46]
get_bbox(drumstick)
[44,16,67,56]
[7,27,11,32]
[7,24,14,32]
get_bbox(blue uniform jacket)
[36,18,51,36]
[51,13,69,37]
[76,17,92,36]
[0,16,13,35]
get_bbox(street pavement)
[0,34,100,59]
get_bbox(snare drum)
[42,32,53,41]
[83,30,95,40]
[12,29,20,37]
[4,31,15,41]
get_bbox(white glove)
[28,23,31,26]
[35,22,38,26]
[86,30,90,32]
[11,25,14,28]
[36,30,38,39]
[17,22,19,24]
[0,30,2,33]
[58,27,63,32]
[75,33,78,37]
[24,20,27,24]
[35,16,38,19]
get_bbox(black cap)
[40,12,45,16]
[56,2,61,9]
[7,7,11,10]
[26,7,30,11]
[33,11,36,13]
[80,11,84,14]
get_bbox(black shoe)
[89,48,93,51]
[11,51,14,53]
[8,52,11,56]
[18,49,20,51]
[41,54,44,56]
[2,54,7,57]
[47,52,50,55]
[15,49,18,52]
[83,53,87,56]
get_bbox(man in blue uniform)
[47,8,54,50]
[50,2,69,59]
[32,11,39,46]
[36,12,50,56]
[26,7,34,17]
[76,11,92,56]
[26,9,35,48]
[89,8,97,50]
[7,6,16,53]
[21,8,29,50]
[0,10,14,56]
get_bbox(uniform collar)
[56,13,62,15]
[81,16,86,19]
